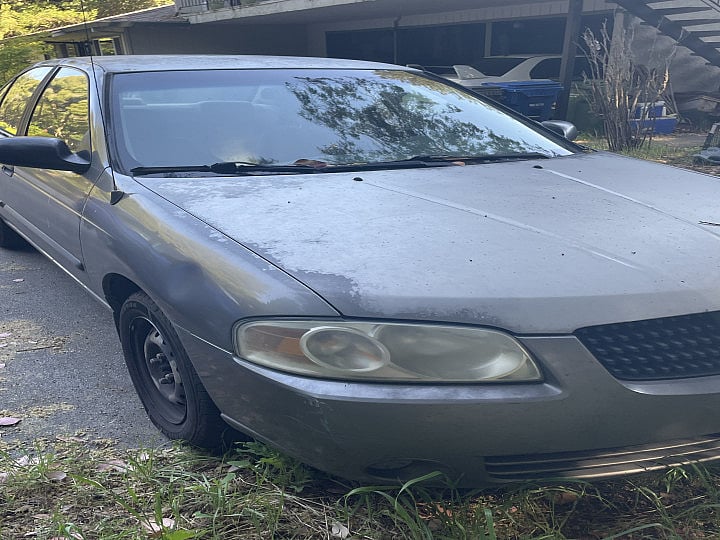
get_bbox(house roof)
[42,4,183,41]
[178,0,612,25]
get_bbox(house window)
[397,24,486,65]
[95,38,123,56]
[326,29,395,64]
[326,23,486,66]
[490,14,613,55]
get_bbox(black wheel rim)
[131,316,187,425]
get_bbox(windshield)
[109,68,575,173]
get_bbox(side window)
[0,67,53,135]
[27,67,90,155]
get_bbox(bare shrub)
[581,21,670,151]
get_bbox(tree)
[0,1,171,85]
[83,0,170,19]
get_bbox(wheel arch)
[103,273,142,326]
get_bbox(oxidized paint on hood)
[139,152,720,333]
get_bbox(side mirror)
[540,120,578,141]
[0,136,90,173]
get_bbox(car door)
[2,66,93,275]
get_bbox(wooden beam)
[556,0,583,119]
[614,0,720,68]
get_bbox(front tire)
[118,291,238,449]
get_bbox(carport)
[177,0,609,118]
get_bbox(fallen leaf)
[331,522,350,539]
[0,333,11,338]
[0,363,5,369]
[97,459,129,472]
[553,491,580,505]
[32,514,50,519]
[142,517,175,537]
[0,417,21,427]
[46,471,67,481]
[14,456,39,467]
[0,472,9,483]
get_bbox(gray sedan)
[1,55,720,486]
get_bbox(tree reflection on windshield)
[286,71,549,164]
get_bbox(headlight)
[235,320,541,382]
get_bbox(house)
[30,0,720,116]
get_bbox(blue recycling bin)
[481,80,564,121]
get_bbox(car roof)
[35,54,408,73]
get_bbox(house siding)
[125,24,308,55]
[307,0,613,56]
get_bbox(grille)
[485,434,720,481]
[575,311,720,380]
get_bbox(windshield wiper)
[130,162,322,176]
[130,153,552,176]
[406,152,552,164]
[131,165,214,175]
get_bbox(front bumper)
[179,329,720,485]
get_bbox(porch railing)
[176,0,259,11]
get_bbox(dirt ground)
[652,132,707,148]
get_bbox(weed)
[5,437,720,538]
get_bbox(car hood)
[140,152,720,333]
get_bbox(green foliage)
[89,0,171,18]
[0,39,48,88]
[0,2,86,40]
[346,472,498,539]
[27,68,89,152]
[7,437,720,538]
[0,0,171,86]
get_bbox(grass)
[577,132,719,177]
[4,436,720,539]
[4,135,720,539]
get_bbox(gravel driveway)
[0,245,164,450]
